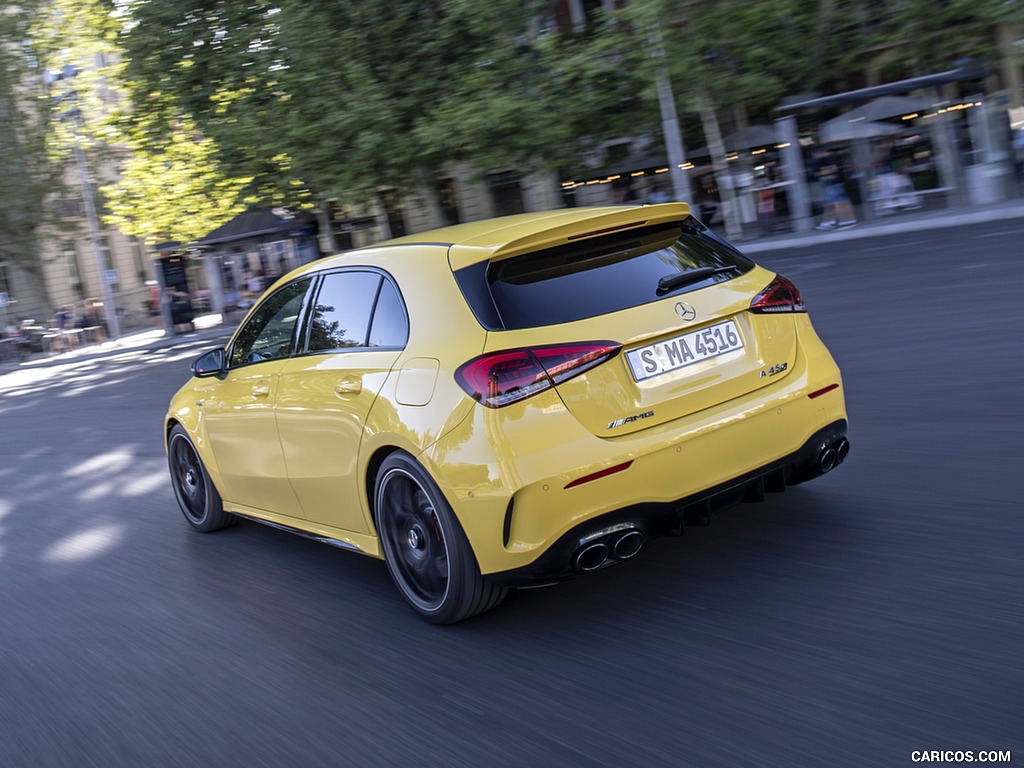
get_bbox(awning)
[690,125,781,159]
[776,59,985,112]
[838,96,931,122]
[819,116,904,143]
[194,209,318,247]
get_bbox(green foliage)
[0,2,60,297]
[619,0,813,113]
[102,105,253,244]
[413,4,652,174]
[851,0,1017,76]
[115,0,653,208]
[627,0,1017,120]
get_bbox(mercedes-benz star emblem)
[674,301,697,321]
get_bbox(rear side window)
[367,279,408,348]
[455,218,754,330]
[307,271,381,352]
[304,270,409,353]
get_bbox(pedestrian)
[247,270,265,296]
[812,147,857,230]
[646,182,671,205]
[170,289,195,334]
[51,305,75,353]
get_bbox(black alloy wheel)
[374,452,506,624]
[167,424,235,532]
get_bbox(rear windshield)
[454,217,755,331]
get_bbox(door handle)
[335,377,362,396]
[251,382,271,398]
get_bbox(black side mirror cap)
[191,348,227,378]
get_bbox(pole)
[48,64,121,341]
[69,115,121,340]
[775,116,812,232]
[649,27,693,205]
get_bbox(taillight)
[455,342,621,408]
[750,275,806,313]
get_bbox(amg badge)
[607,410,655,430]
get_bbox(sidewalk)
[1,313,232,373]
[739,195,1024,254]
[4,196,1023,375]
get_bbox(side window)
[368,279,408,348]
[229,278,310,367]
[307,271,381,353]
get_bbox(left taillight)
[455,342,622,408]
[750,274,806,313]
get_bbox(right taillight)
[749,275,806,313]
[455,342,621,408]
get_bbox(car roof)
[349,203,693,271]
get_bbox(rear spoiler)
[448,203,691,271]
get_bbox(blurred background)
[2,0,1022,344]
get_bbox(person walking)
[812,147,857,230]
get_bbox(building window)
[436,177,461,225]
[487,171,525,216]
[378,189,407,238]
[132,237,150,281]
[555,0,615,35]
[55,198,85,218]
[0,261,11,301]
[64,247,85,300]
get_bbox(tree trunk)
[696,90,742,241]
[313,197,339,254]
[413,168,447,229]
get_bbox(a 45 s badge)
[760,362,789,378]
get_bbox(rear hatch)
[453,212,799,437]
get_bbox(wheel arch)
[165,417,182,449]
[362,443,466,542]
[364,445,404,535]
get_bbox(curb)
[740,200,1024,254]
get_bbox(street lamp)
[44,64,121,341]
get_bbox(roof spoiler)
[448,203,691,271]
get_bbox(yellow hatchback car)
[166,203,848,623]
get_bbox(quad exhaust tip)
[574,542,610,572]
[815,436,850,476]
[611,530,644,560]
[573,528,645,573]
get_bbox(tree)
[102,99,254,246]
[0,2,59,310]
[852,0,1024,83]
[113,0,653,217]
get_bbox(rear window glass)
[454,217,754,331]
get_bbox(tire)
[374,452,507,624]
[167,424,236,532]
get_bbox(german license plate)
[626,320,744,382]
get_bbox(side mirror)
[191,348,226,378]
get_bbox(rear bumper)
[423,315,847,576]
[487,420,848,587]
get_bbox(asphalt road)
[1,220,1021,768]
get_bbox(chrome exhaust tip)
[835,437,850,465]
[611,530,644,560]
[815,436,850,475]
[574,542,610,572]
[816,445,838,475]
